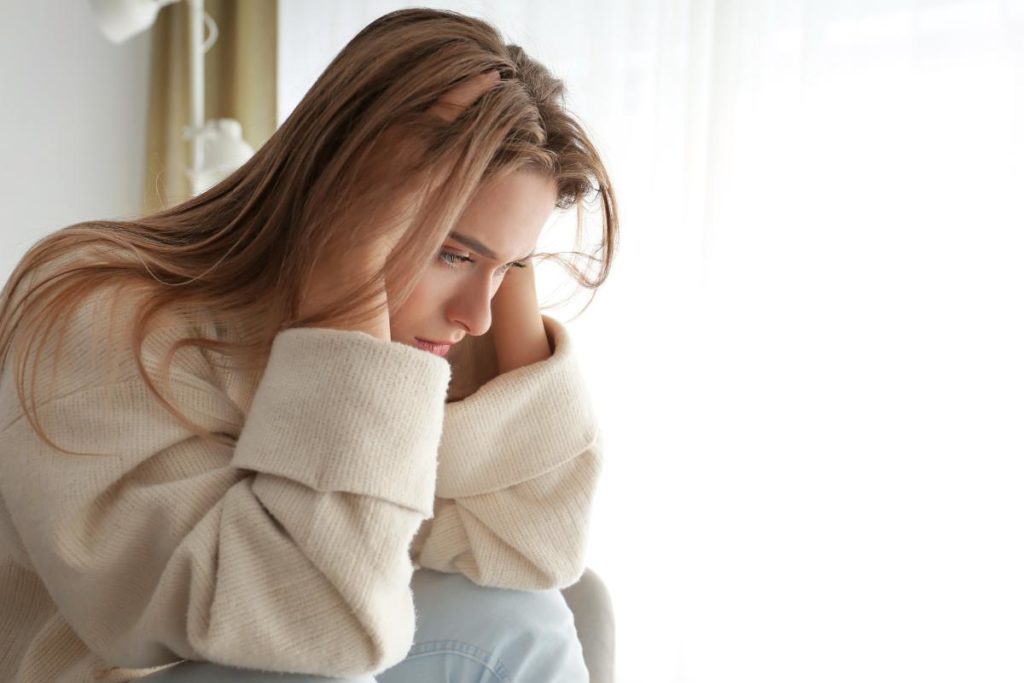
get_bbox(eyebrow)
[448,231,535,263]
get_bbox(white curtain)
[279,2,1023,681]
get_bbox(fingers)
[427,69,502,123]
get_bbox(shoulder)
[2,245,220,417]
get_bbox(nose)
[446,277,495,337]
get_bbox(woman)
[0,8,617,683]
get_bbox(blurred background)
[3,1,1023,681]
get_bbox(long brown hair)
[0,8,618,457]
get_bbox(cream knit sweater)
[0,278,602,682]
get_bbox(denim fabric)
[375,568,589,682]
[139,568,588,683]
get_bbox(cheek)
[399,270,454,315]
[394,268,497,324]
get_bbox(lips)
[413,338,453,357]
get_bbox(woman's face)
[389,168,558,353]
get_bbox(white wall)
[0,2,152,283]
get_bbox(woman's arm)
[489,260,552,374]
[444,259,552,401]
[413,271,604,589]
[0,284,452,677]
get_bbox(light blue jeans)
[140,568,589,682]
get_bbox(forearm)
[411,447,602,589]
[489,262,551,374]
[424,314,603,589]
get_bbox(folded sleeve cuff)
[436,315,599,499]
[231,327,452,516]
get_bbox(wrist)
[491,308,550,375]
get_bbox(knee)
[377,570,589,682]
[409,568,583,656]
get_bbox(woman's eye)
[490,261,528,277]
[438,249,528,275]
[438,250,473,269]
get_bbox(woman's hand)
[428,69,501,124]
[445,260,551,402]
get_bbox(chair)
[562,566,617,683]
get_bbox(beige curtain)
[143,0,277,214]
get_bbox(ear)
[444,326,499,402]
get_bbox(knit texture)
[0,279,602,682]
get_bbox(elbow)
[537,554,589,591]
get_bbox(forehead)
[449,170,558,262]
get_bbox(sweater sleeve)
[0,284,451,678]
[409,315,604,590]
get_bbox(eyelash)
[438,249,527,275]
